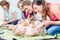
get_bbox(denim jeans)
[8,20,19,25]
[46,24,60,35]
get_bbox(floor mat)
[0,27,56,40]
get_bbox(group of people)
[0,0,60,36]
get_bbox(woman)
[33,0,60,36]
[33,0,48,35]
[17,0,34,25]
[0,1,20,25]
[22,1,34,20]
[17,0,23,22]
[17,0,23,10]
[44,3,60,35]
[33,0,50,21]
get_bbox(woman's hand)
[3,21,8,26]
[18,19,25,24]
[43,21,52,27]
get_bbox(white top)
[34,13,50,21]
[34,13,42,21]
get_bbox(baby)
[7,19,44,36]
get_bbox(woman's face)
[23,5,33,14]
[2,5,8,10]
[18,3,23,10]
[33,4,43,13]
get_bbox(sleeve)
[50,5,60,14]
[50,4,60,20]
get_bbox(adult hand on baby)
[43,21,52,27]
[18,19,24,24]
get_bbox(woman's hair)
[22,0,32,7]
[22,1,34,20]
[0,1,10,9]
[33,0,45,6]
[0,2,1,5]
[17,0,23,8]
[33,0,49,20]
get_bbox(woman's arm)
[7,11,16,23]
[43,21,60,27]
[3,14,6,21]
[48,21,60,25]
[43,5,60,26]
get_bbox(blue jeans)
[46,24,60,36]
[8,20,19,25]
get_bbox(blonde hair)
[22,1,32,7]
[22,1,34,20]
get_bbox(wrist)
[7,21,9,24]
[49,21,54,24]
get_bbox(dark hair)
[0,2,1,5]
[33,0,49,20]
[0,1,10,9]
[33,0,45,6]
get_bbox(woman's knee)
[47,28,55,35]
[47,26,60,35]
